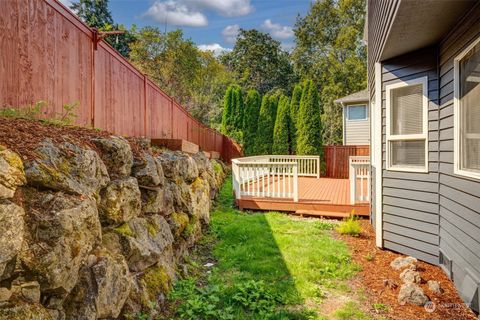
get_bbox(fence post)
[349,158,356,205]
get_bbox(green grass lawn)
[167,177,370,320]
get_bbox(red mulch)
[0,117,144,160]
[339,220,477,320]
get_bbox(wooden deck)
[236,177,369,218]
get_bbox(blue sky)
[61,0,312,54]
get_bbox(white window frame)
[385,76,429,173]
[454,36,480,180]
[346,104,368,121]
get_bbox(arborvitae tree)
[289,84,303,153]
[221,86,235,134]
[272,95,293,154]
[243,90,261,155]
[296,80,323,155]
[233,87,244,132]
[254,94,276,154]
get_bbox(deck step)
[294,210,350,218]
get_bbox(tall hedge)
[289,84,303,153]
[221,86,235,134]
[296,80,323,155]
[233,87,244,132]
[243,89,261,155]
[272,95,293,154]
[254,94,277,154]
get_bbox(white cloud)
[281,42,295,52]
[262,19,294,40]
[143,0,208,27]
[189,0,253,17]
[222,24,240,44]
[198,43,231,56]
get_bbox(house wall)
[344,104,370,146]
[380,47,440,265]
[437,4,480,310]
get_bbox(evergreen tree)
[296,80,323,156]
[233,87,244,132]
[272,95,293,155]
[243,90,261,155]
[289,84,303,153]
[221,86,235,134]
[254,94,276,155]
[71,0,134,57]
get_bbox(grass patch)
[168,177,360,320]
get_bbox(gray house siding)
[438,4,480,310]
[380,47,440,265]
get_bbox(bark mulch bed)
[339,220,477,320]
[0,117,144,160]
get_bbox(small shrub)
[364,252,375,261]
[336,214,361,237]
[0,101,78,126]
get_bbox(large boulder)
[398,283,429,306]
[98,177,141,226]
[0,201,24,280]
[140,186,174,216]
[158,151,198,183]
[20,189,102,305]
[0,148,26,199]
[169,181,193,215]
[190,177,211,225]
[103,215,174,272]
[91,136,133,179]
[63,249,131,320]
[24,139,109,197]
[132,152,165,187]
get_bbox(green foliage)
[296,80,323,156]
[243,90,262,156]
[292,0,367,144]
[221,29,296,95]
[70,0,134,57]
[221,86,235,134]
[254,94,277,155]
[221,85,244,143]
[289,84,303,153]
[333,301,369,320]
[0,101,78,126]
[272,95,293,154]
[336,215,362,237]
[168,177,359,319]
[233,87,244,131]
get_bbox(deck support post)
[349,158,356,205]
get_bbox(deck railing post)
[349,158,356,205]
[316,156,320,179]
[293,164,299,202]
[232,160,240,200]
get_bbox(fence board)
[0,0,242,162]
[323,145,370,179]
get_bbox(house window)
[386,77,428,172]
[454,38,480,179]
[347,105,367,120]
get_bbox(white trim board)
[374,62,383,248]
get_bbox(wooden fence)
[0,0,241,162]
[323,145,370,179]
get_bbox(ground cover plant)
[166,178,368,320]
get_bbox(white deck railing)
[349,156,370,204]
[232,155,320,202]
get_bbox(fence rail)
[349,156,370,204]
[0,0,241,162]
[323,145,369,178]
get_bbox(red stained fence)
[0,0,241,162]
[323,145,370,179]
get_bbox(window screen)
[347,105,367,120]
[391,84,423,135]
[390,140,426,168]
[459,42,480,174]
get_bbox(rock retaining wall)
[0,137,226,319]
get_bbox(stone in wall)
[91,136,133,180]
[0,148,26,199]
[0,201,24,281]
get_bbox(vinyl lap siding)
[345,119,370,145]
[438,4,480,310]
[381,47,440,265]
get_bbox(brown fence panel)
[0,0,241,162]
[0,0,93,126]
[323,145,370,178]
